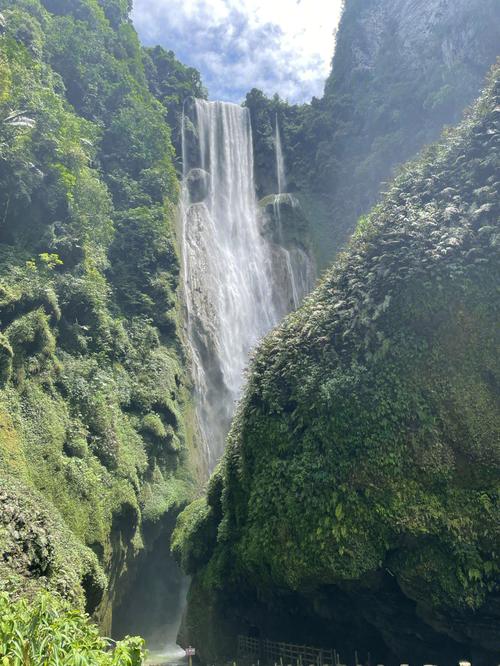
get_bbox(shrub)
[0,333,13,386]
[0,590,145,665]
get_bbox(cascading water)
[275,113,286,196]
[273,195,300,310]
[181,100,280,470]
[272,116,314,312]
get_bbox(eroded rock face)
[347,0,491,69]
[0,475,105,612]
[258,194,316,315]
[175,69,500,664]
[247,0,500,270]
[185,168,210,203]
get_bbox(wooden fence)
[237,636,473,666]
[237,635,341,666]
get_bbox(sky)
[131,0,344,104]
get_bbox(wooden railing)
[238,635,472,666]
[238,635,341,666]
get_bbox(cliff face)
[0,0,204,636]
[333,0,497,72]
[175,65,500,665]
[247,0,500,268]
[315,0,500,264]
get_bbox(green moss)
[5,308,56,382]
[0,332,13,385]
[172,498,217,575]
[142,413,167,440]
[140,465,195,524]
[0,474,106,606]
[0,402,27,477]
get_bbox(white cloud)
[131,0,343,103]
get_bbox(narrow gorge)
[0,0,498,665]
[114,97,317,651]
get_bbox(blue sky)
[131,0,343,103]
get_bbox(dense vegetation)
[246,0,500,268]
[0,0,498,662]
[0,0,204,637]
[0,591,144,665]
[175,65,500,664]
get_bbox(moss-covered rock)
[259,193,310,249]
[177,66,500,664]
[0,475,106,611]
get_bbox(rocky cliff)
[247,0,500,268]
[175,64,500,665]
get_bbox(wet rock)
[185,168,210,203]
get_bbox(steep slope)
[0,0,203,635]
[247,0,500,268]
[175,65,500,665]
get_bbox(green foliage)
[171,498,217,575]
[0,473,106,607]
[244,89,309,199]
[143,45,207,154]
[109,205,179,331]
[97,0,132,30]
[0,333,12,386]
[0,590,145,665]
[0,0,200,620]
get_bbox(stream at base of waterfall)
[146,646,186,666]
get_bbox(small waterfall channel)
[273,115,300,310]
[271,115,315,313]
[275,113,287,195]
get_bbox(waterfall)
[272,116,313,312]
[275,113,286,195]
[181,100,280,470]
[273,195,300,310]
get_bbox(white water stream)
[275,112,287,195]
[182,100,280,470]
[181,101,315,473]
[273,116,313,311]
